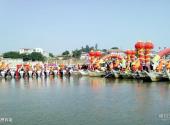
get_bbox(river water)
[0,77,170,125]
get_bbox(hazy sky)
[0,0,169,54]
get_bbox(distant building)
[19,48,49,57]
[19,48,33,54]
[33,48,43,54]
[107,49,124,56]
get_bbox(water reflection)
[0,77,169,90]
[88,77,106,91]
[0,77,170,125]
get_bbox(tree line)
[2,45,119,60]
[62,44,118,58]
[62,44,99,58]
[3,51,46,62]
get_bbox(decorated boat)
[120,71,133,79]
[105,70,120,78]
[143,71,167,82]
[88,70,105,77]
[79,70,89,76]
[70,70,81,76]
[165,70,170,80]
[112,70,120,78]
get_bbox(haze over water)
[0,77,170,125]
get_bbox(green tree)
[111,47,119,49]
[3,51,46,62]
[85,45,90,52]
[30,52,45,62]
[3,51,21,59]
[90,47,94,51]
[81,46,85,52]
[19,54,31,61]
[49,53,54,58]
[62,50,70,56]
[102,49,107,52]
[72,49,81,58]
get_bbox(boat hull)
[143,71,168,82]
[88,71,105,77]
[165,70,170,80]
[79,70,89,76]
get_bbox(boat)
[71,70,81,76]
[165,70,170,80]
[79,70,89,76]
[120,71,133,79]
[131,72,139,79]
[88,70,105,77]
[138,71,147,79]
[143,71,167,82]
[105,71,114,78]
[112,70,120,78]
[105,70,120,78]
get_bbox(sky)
[0,0,170,54]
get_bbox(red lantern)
[130,55,135,58]
[145,42,154,49]
[95,51,102,57]
[93,52,97,57]
[89,51,95,56]
[131,50,136,55]
[125,50,132,55]
[135,41,145,49]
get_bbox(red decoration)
[135,41,145,49]
[95,51,102,57]
[89,51,95,56]
[145,42,154,49]
[130,55,135,58]
[158,48,170,57]
[145,55,150,59]
[131,50,136,55]
[125,50,132,55]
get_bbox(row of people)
[0,69,70,79]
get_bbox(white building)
[19,48,33,54]
[19,48,49,57]
[33,48,43,54]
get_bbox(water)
[0,77,170,125]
